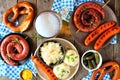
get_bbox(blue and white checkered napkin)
[51,0,117,45]
[81,70,111,80]
[0,22,37,79]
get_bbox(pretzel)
[3,1,34,32]
[118,70,120,80]
[91,61,120,80]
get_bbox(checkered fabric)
[0,22,12,39]
[74,0,104,6]
[51,0,117,44]
[81,70,111,80]
[52,0,62,13]
[0,22,37,79]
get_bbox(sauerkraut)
[40,41,63,65]
[53,63,70,79]
[64,50,79,66]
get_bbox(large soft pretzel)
[3,1,34,32]
[91,61,120,80]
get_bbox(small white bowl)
[81,50,102,71]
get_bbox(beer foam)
[35,12,61,37]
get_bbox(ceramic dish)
[81,50,102,71]
[69,2,117,49]
[34,38,80,80]
[36,39,65,67]
[0,33,33,65]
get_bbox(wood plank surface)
[0,0,120,80]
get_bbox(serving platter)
[69,3,118,49]
[34,38,80,80]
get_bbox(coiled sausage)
[73,2,105,32]
[0,34,29,66]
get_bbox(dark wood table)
[0,0,120,80]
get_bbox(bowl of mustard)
[20,69,33,80]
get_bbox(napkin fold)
[0,22,37,79]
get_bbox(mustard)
[21,69,33,80]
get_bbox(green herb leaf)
[30,33,42,40]
[66,56,70,59]
[6,55,11,60]
[71,58,74,62]
[75,56,78,58]
[12,38,19,42]
[90,21,97,26]
[61,69,65,73]
[67,71,69,73]
[70,53,74,56]
[57,67,60,70]
[81,7,86,12]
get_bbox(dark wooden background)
[0,0,120,80]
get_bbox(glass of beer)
[35,10,62,38]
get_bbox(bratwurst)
[0,34,29,66]
[73,2,105,32]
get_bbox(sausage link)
[7,42,23,60]
[31,56,58,80]
[85,21,116,46]
[0,34,29,66]
[73,2,105,32]
[0,39,18,66]
[94,26,120,50]
[74,2,105,19]
[81,9,100,26]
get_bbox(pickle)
[83,60,88,66]
[94,53,99,64]
[88,60,93,69]
[85,54,94,60]
[83,52,94,61]
[91,60,97,68]
[85,52,93,57]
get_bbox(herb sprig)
[90,21,97,26]
[81,7,86,12]
[12,38,19,42]
[30,33,42,40]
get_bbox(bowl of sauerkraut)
[35,38,65,67]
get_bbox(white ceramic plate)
[69,3,117,49]
[34,38,80,80]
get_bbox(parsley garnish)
[31,33,42,40]
[12,38,19,42]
